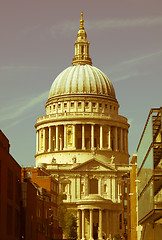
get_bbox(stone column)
[55,125,59,151]
[91,124,94,149]
[81,209,85,240]
[106,210,109,238]
[59,135,63,150]
[107,178,111,199]
[100,125,103,149]
[48,126,52,151]
[82,124,86,150]
[89,209,94,240]
[73,124,76,149]
[98,178,102,195]
[64,125,67,150]
[77,210,81,240]
[74,176,77,200]
[126,130,128,153]
[108,126,111,150]
[36,130,39,153]
[77,175,81,200]
[98,209,103,240]
[124,129,127,153]
[39,130,42,152]
[120,128,123,152]
[85,175,89,196]
[112,176,115,201]
[114,127,118,151]
[43,128,46,152]
[118,181,121,202]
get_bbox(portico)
[76,206,120,240]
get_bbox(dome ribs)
[73,65,79,93]
[87,65,97,94]
[48,65,117,102]
[92,66,105,95]
[78,65,84,93]
[84,65,91,94]
[66,66,75,94]
[57,68,70,95]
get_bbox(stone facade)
[35,13,130,240]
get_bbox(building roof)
[48,65,117,101]
[47,12,117,103]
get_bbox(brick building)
[22,167,62,240]
[0,130,21,240]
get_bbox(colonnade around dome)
[36,123,128,155]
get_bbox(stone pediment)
[72,158,115,171]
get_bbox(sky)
[0,0,162,167]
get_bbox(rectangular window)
[78,102,82,107]
[119,213,122,229]
[105,104,107,109]
[7,168,13,200]
[99,103,102,108]
[15,209,20,237]
[0,160,1,195]
[58,103,61,109]
[85,102,89,107]
[71,102,74,107]
[104,184,107,193]
[15,176,21,205]
[7,204,13,235]
[64,103,67,108]
[92,102,96,107]
[81,184,84,193]
[124,199,127,206]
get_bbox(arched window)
[89,178,98,194]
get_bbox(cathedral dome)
[48,64,117,102]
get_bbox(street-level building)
[35,13,130,240]
[0,130,21,240]
[22,167,62,240]
[137,107,162,240]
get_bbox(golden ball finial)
[80,11,84,30]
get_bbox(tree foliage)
[58,194,77,239]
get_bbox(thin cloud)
[50,21,77,38]
[87,16,162,30]
[122,50,162,65]
[0,66,49,71]
[107,49,162,78]
[0,91,48,122]
[4,119,22,131]
[113,72,140,82]
[128,118,134,125]
[50,16,162,37]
